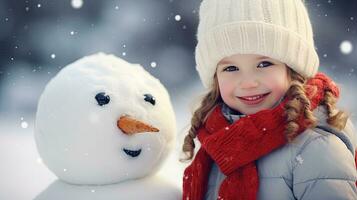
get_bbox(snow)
[0,75,200,200]
[295,155,304,165]
[35,53,176,184]
[0,126,57,200]
[34,176,181,200]
[340,40,353,55]
[28,53,184,199]
[151,62,157,68]
[21,121,29,129]
[71,0,83,9]
[174,15,181,21]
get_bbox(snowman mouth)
[123,148,142,158]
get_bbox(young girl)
[182,0,357,199]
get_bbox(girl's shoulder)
[258,106,356,189]
[293,106,357,155]
[288,106,357,183]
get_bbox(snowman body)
[34,53,180,199]
[35,176,180,200]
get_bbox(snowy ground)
[0,75,356,200]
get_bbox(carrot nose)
[117,116,159,135]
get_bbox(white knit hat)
[195,0,320,88]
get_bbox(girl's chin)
[234,103,272,115]
[240,108,263,115]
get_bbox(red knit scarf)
[182,73,355,200]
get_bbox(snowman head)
[35,53,176,185]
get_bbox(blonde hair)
[181,67,348,160]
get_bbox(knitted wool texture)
[195,0,319,88]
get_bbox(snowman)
[34,53,181,200]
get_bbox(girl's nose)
[239,78,259,89]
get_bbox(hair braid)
[322,91,348,130]
[284,68,317,142]
[181,76,222,160]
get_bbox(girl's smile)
[216,54,291,115]
[236,92,271,106]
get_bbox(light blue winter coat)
[205,106,357,200]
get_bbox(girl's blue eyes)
[258,61,273,68]
[223,61,273,72]
[223,66,238,72]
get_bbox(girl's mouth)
[237,92,271,105]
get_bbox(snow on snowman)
[34,53,181,200]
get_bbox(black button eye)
[95,92,110,106]
[144,94,155,106]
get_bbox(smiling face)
[216,54,291,115]
[35,53,176,185]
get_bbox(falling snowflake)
[150,62,157,68]
[71,0,83,9]
[21,121,28,129]
[340,40,353,55]
[175,15,181,21]
[296,154,304,164]
[51,54,56,59]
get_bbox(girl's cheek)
[219,82,231,97]
[218,79,235,99]
[264,76,287,93]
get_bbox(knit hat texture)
[195,0,320,88]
